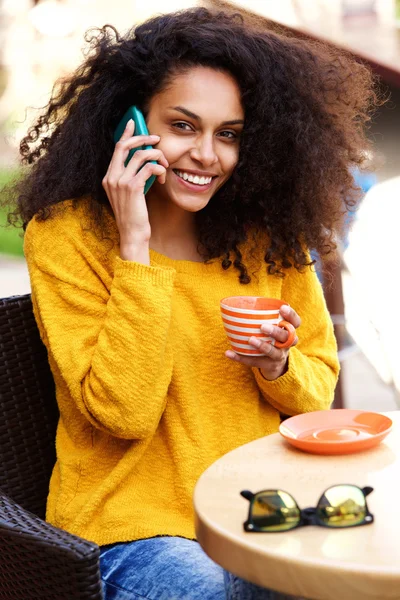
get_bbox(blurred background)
[1,0,400,411]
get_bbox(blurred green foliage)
[0,168,24,257]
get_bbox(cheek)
[156,137,189,166]
[220,146,240,177]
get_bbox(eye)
[172,122,193,131]
[218,130,239,140]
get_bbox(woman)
[7,7,377,599]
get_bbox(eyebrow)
[170,105,244,126]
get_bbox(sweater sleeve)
[24,215,176,440]
[253,263,340,415]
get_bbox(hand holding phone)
[103,108,168,262]
[113,106,157,194]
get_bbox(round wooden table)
[193,411,400,600]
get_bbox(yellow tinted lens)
[251,490,300,531]
[317,485,366,527]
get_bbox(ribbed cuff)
[253,357,297,393]
[115,255,176,286]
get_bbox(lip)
[172,170,216,193]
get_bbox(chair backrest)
[0,294,59,519]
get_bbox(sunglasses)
[241,485,374,532]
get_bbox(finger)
[280,304,301,328]
[260,323,288,344]
[105,119,136,176]
[103,119,135,181]
[120,118,135,140]
[225,349,283,369]
[108,134,161,178]
[248,337,283,361]
[122,149,169,179]
[135,162,167,187]
[115,134,161,160]
[225,350,260,367]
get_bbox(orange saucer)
[279,409,392,455]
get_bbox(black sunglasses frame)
[241,484,374,533]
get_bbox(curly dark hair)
[4,6,380,281]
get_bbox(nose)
[189,134,218,168]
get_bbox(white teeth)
[176,171,213,185]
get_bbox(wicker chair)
[0,294,103,600]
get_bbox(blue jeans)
[100,536,301,599]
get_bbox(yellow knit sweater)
[24,199,339,546]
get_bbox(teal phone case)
[113,106,157,194]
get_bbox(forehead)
[150,66,244,120]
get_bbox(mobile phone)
[113,105,157,194]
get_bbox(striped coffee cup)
[220,296,296,356]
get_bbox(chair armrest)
[0,489,103,600]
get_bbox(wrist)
[120,237,150,264]
[260,357,288,381]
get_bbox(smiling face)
[145,66,244,213]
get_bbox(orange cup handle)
[274,321,296,349]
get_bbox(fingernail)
[261,324,272,334]
[127,118,134,127]
[280,304,290,314]
[151,134,160,139]
[249,337,262,348]
[226,350,236,359]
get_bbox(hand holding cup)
[220,296,300,381]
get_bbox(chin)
[151,177,216,212]
[175,197,211,212]
[166,184,213,212]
